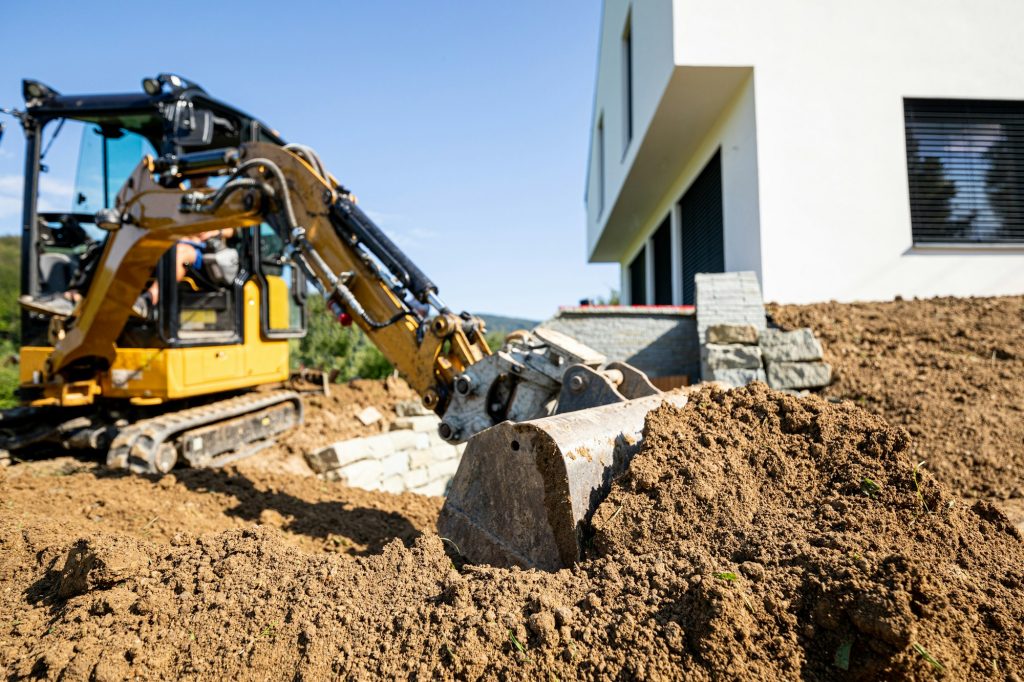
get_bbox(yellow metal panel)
[20,281,290,405]
[265,274,290,330]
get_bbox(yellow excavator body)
[18,279,291,407]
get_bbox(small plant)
[860,477,881,498]
[834,638,852,671]
[912,642,945,671]
[713,571,738,582]
[260,622,277,639]
[508,630,529,660]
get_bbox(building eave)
[588,65,752,262]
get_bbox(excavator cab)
[17,77,305,352]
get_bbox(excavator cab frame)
[14,76,307,401]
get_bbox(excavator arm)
[40,140,672,569]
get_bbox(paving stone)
[706,324,759,345]
[334,458,384,488]
[378,475,407,494]
[766,361,833,390]
[390,431,431,451]
[306,433,399,473]
[403,467,430,489]
[707,367,767,388]
[760,328,824,363]
[389,415,440,433]
[411,478,451,497]
[703,344,763,370]
[409,445,462,469]
[426,458,461,482]
[379,451,411,478]
[355,406,383,426]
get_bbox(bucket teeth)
[438,393,687,570]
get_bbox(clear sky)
[0,1,617,321]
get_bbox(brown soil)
[1,296,1022,680]
[251,375,419,476]
[4,383,1023,679]
[769,296,1024,525]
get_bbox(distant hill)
[476,313,540,334]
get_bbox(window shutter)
[905,99,1024,244]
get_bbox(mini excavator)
[0,76,683,569]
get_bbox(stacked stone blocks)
[305,400,465,497]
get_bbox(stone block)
[411,478,451,497]
[335,458,384,488]
[396,400,433,417]
[426,458,461,482]
[403,467,430,489]
[378,475,407,494]
[389,431,431,452]
[355,406,383,426]
[703,344,763,370]
[306,433,398,473]
[707,368,767,388]
[389,415,440,433]
[379,451,411,478]
[760,329,824,363]
[409,445,462,469]
[706,324,759,345]
[766,361,833,390]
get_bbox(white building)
[586,0,1024,305]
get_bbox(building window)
[679,150,724,305]
[596,114,605,216]
[628,245,646,305]
[621,11,633,152]
[905,98,1024,244]
[652,217,672,304]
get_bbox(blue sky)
[0,1,616,320]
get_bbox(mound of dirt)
[592,383,1024,678]
[769,296,1024,509]
[3,385,1022,680]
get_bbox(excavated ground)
[0,295,1022,679]
[770,295,1024,527]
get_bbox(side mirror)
[172,102,214,147]
[0,122,5,146]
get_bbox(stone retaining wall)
[305,403,465,497]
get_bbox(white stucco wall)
[589,0,1024,304]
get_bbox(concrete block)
[378,475,407,494]
[760,328,824,363]
[389,431,431,451]
[409,444,462,469]
[411,478,451,497]
[704,344,763,370]
[335,458,384,488]
[766,361,833,390]
[706,324,759,345]
[403,467,430,489]
[427,458,461,482]
[389,415,440,433]
[708,368,767,388]
[306,433,398,473]
[395,400,433,417]
[379,451,411,478]
[355,406,383,426]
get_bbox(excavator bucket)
[438,393,687,571]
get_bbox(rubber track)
[106,390,303,473]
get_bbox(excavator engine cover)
[438,393,687,571]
